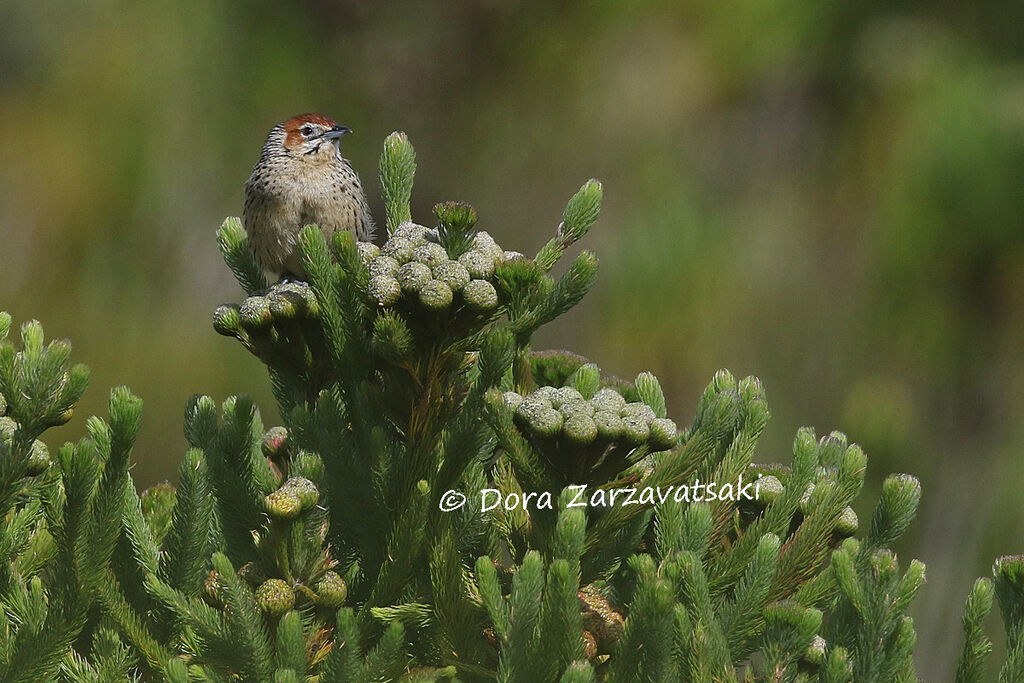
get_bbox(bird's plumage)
[244,114,373,279]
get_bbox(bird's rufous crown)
[282,113,338,148]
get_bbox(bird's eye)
[301,125,314,137]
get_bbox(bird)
[243,113,374,280]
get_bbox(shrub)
[0,133,1019,681]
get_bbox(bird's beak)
[321,125,352,140]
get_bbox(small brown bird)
[244,113,374,279]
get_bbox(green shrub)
[0,133,1018,681]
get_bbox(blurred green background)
[2,1,1023,676]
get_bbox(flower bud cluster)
[313,570,348,607]
[256,578,295,617]
[504,385,677,450]
[214,281,319,338]
[264,476,320,520]
[365,223,503,312]
[262,426,289,459]
[203,570,226,608]
[798,481,858,537]
[234,565,346,616]
[742,466,858,537]
[0,417,51,476]
[579,589,625,655]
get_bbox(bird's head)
[274,113,352,160]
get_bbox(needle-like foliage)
[1,134,1023,681]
